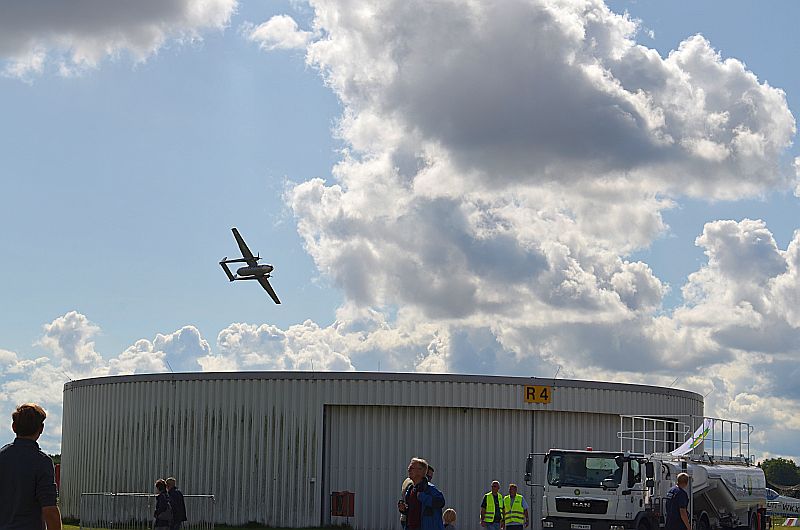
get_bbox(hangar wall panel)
[61,372,703,528]
[62,378,326,526]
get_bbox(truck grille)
[555,497,608,514]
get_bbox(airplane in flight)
[219,227,281,304]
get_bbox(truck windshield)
[547,453,623,488]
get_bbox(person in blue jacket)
[398,457,446,530]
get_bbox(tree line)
[761,458,800,497]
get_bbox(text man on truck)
[526,416,767,530]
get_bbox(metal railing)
[618,415,753,463]
[79,493,215,530]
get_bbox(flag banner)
[671,418,714,456]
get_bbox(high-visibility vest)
[484,493,503,523]
[504,494,525,524]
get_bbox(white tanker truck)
[525,416,767,530]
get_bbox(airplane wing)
[231,227,259,266]
[258,276,281,304]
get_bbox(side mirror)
[645,462,655,479]
[525,454,533,485]
[601,478,619,490]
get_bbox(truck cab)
[536,449,652,530]
[528,416,767,530]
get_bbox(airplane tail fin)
[219,260,236,282]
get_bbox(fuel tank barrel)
[664,460,766,509]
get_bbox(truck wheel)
[697,514,711,530]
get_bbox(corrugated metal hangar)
[60,372,702,529]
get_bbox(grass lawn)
[772,519,800,530]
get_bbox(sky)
[0,0,798,459]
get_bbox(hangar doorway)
[321,405,624,529]
[321,404,532,529]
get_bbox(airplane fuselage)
[236,264,274,277]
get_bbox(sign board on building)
[524,385,552,404]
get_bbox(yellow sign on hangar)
[524,385,552,404]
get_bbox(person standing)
[0,403,62,530]
[166,477,187,530]
[398,457,446,530]
[665,473,692,530]
[503,484,529,530]
[480,481,504,530]
[154,479,172,528]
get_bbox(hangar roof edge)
[63,371,702,401]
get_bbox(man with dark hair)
[166,477,187,530]
[503,483,529,530]
[0,403,62,530]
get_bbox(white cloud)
[0,310,447,451]
[37,311,104,376]
[0,312,175,451]
[0,0,237,78]
[246,15,315,51]
[109,340,168,375]
[0,349,19,367]
[202,309,444,372]
[278,0,800,459]
[155,326,212,372]
[303,1,794,197]
[772,233,800,328]
[283,0,796,332]
[3,0,799,463]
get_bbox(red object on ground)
[330,491,355,517]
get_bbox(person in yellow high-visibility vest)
[480,481,504,530]
[503,484,529,530]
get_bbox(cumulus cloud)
[37,311,104,375]
[678,220,797,335]
[246,15,315,51]
[302,0,794,196]
[206,320,355,371]
[0,312,181,451]
[198,304,454,373]
[0,0,236,78]
[4,0,800,462]
[282,0,795,333]
[275,0,800,458]
[0,310,446,452]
